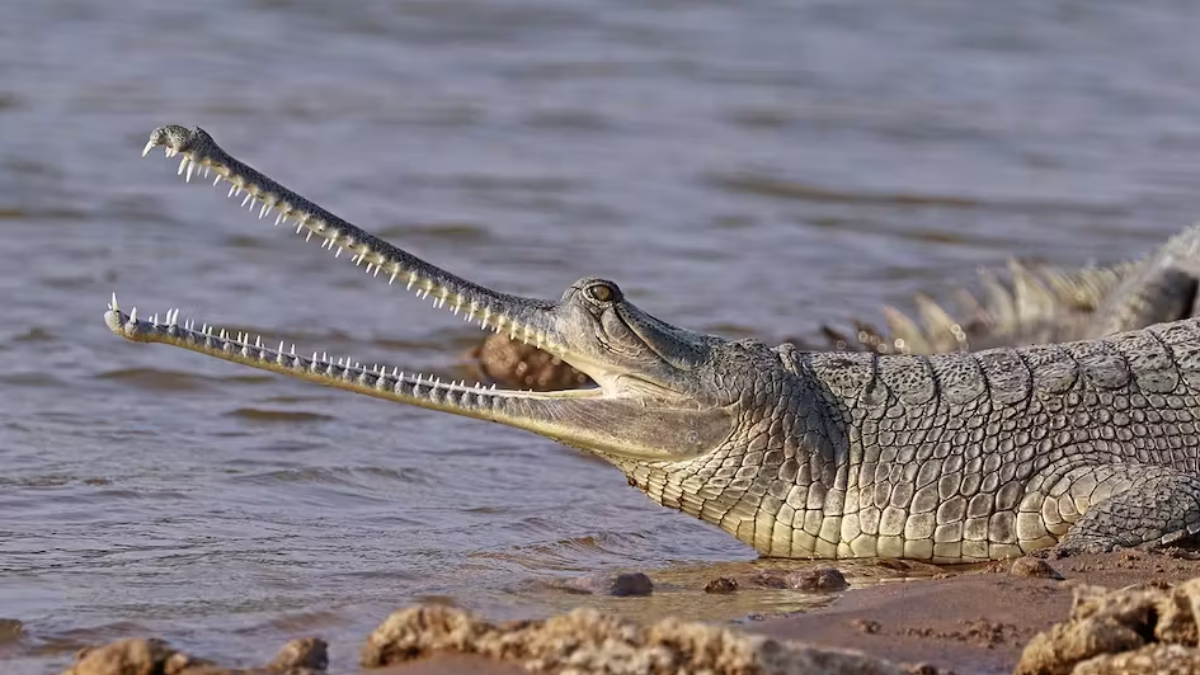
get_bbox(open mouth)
[105,125,600,410]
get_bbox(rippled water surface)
[5,0,1200,671]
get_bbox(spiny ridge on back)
[824,258,1139,355]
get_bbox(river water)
[4,0,1200,672]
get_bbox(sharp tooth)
[141,140,155,157]
[305,231,314,242]
[205,167,212,179]
[242,193,253,208]
[275,212,284,226]
[255,335,262,348]
[151,313,159,325]
[297,222,305,234]
[336,247,343,258]
[389,271,398,285]
[259,203,269,219]
[177,156,190,175]
[228,184,237,198]
[110,292,119,311]
[130,307,138,322]
[214,174,222,186]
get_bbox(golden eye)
[587,283,615,302]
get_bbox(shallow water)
[4,0,1200,671]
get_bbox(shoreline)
[46,548,1200,675]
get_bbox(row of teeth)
[143,142,553,350]
[108,293,526,396]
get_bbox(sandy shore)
[54,548,1200,675]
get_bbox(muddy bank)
[753,549,1200,674]
[48,549,1200,675]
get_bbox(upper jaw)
[140,124,566,355]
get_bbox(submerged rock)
[741,566,848,592]
[564,571,654,596]
[705,577,739,594]
[786,567,849,592]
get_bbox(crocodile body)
[108,125,1200,562]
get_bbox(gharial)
[108,124,1200,563]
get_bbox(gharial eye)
[587,283,617,303]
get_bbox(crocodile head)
[106,125,767,464]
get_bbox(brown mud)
[47,549,1200,675]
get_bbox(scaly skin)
[108,125,1200,562]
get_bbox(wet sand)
[54,549,1200,675]
[757,549,1200,673]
